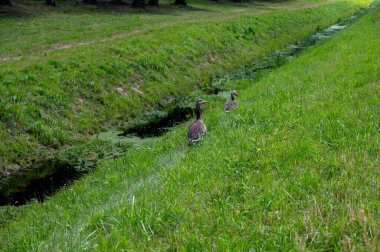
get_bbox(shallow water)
[0,160,81,206]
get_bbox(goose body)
[224,90,239,112]
[187,99,207,144]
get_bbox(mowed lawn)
[0,4,379,251]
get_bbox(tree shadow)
[0,0,215,19]
[0,0,288,19]
[0,2,37,18]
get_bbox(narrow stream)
[0,5,376,206]
[0,160,83,206]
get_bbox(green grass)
[1,4,379,251]
[0,0,360,58]
[0,0,373,171]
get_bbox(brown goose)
[224,90,239,112]
[187,99,207,144]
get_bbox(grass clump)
[0,5,379,250]
[56,138,132,172]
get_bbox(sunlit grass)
[0,5,379,250]
[0,0,372,170]
[0,0,365,57]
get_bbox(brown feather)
[187,119,207,144]
[224,91,239,112]
[224,100,238,112]
[188,99,207,144]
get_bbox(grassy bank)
[0,0,365,58]
[0,0,372,171]
[1,4,379,251]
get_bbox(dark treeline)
[0,0,12,5]
[0,0,185,6]
[0,0,259,7]
[0,0,272,9]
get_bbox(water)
[0,160,82,206]
[121,105,194,138]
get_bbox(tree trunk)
[132,0,145,7]
[148,0,158,6]
[0,0,12,5]
[174,0,186,5]
[45,0,56,6]
[83,0,97,4]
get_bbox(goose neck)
[196,104,201,120]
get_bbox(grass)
[0,0,361,58]
[0,4,379,250]
[0,0,373,171]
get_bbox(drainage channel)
[0,5,376,206]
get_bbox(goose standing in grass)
[224,90,239,112]
[187,99,207,144]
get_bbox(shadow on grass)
[0,0,215,19]
[0,0,287,19]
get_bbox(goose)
[187,99,207,144]
[224,90,239,112]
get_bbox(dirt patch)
[131,86,144,95]
[116,86,129,97]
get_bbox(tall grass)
[0,5,379,251]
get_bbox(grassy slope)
[0,0,371,170]
[1,5,379,251]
